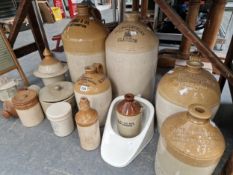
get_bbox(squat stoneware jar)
[116,93,142,138]
[75,97,100,151]
[155,104,225,175]
[74,63,112,126]
[39,81,76,115]
[12,89,44,127]
[106,12,159,101]
[33,48,68,86]
[156,60,220,130]
[62,4,108,82]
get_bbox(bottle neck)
[187,104,211,124]
[186,60,203,73]
[124,12,139,22]
[77,5,89,17]
[79,97,90,111]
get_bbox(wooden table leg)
[179,0,201,59]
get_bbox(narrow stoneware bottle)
[75,97,100,151]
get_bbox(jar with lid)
[74,63,112,126]
[39,81,76,115]
[156,60,221,130]
[62,4,108,82]
[116,93,142,137]
[75,97,100,151]
[33,48,68,86]
[155,104,225,175]
[106,12,159,101]
[12,89,44,127]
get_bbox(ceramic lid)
[39,81,74,103]
[157,60,220,108]
[46,102,71,121]
[74,63,111,95]
[33,48,68,78]
[75,97,98,127]
[12,89,38,110]
[62,4,107,54]
[161,104,225,167]
[117,93,142,116]
[106,12,159,53]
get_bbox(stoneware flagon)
[74,63,112,126]
[33,48,68,86]
[156,60,221,130]
[155,104,225,175]
[75,97,100,151]
[62,4,108,82]
[116,93,142,137]
[106,12,159,101]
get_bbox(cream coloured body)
[66,52,106,82]
[77,120,100,151]
[106,48,158,101]
[41,75,65,86]
[155,138,218,175]
[16,103,44,127]
[48,111,74,137]
[156,92,219,130]
[74,87,112,126]
[117,112,141,138]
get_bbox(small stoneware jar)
[75,97,100,151]
[155,104,225,175]
[116,93,142,138]
[156,60,221,130]
[46,102,74,137]
[74,63,112,126]
[12,89,44,127]
[39,81,76,115]
[33,48,68,86]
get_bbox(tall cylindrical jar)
[116,93,142,137]
[12,90,44,127]
[106,12,159,101]
[155,104,225,175]
[75,97,100,151]
[156,60,221,130]
[74,63,112,126]
[62,5,108,82]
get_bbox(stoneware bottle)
[74,63,112,126]
[75,97,100,151]
[62,4,108,82]
[12,89,44,127]
[156,60,220,130]
[106,12,159,101]
[116,93,142,138]
[155,104,225,175]
[33,48,68,86]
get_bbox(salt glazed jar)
[46,102,74,137]
[12,89,44,127]
[106,12,159,101]
[62,4,108,82]
[156,60,221,130]
[116,93,142,137]
[155,104,225,175]
[74,63,112,126]
[33,48,68,86]
[75,97,100,151]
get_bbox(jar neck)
[186,60,203,73]
[79,97,90,111]
[187,104,211,124]
[124,93,134,102]
[77,5,89,17]
[124,12,139,22]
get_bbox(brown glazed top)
[106,12,159,53]
[74,63,111,95]
[157,60,220,108]
[12,90,39,110]
[61,4,107,54]
[75,97,98,127]
[161,104,225,167]
[41,48,59,65]
[116,93,142,116]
